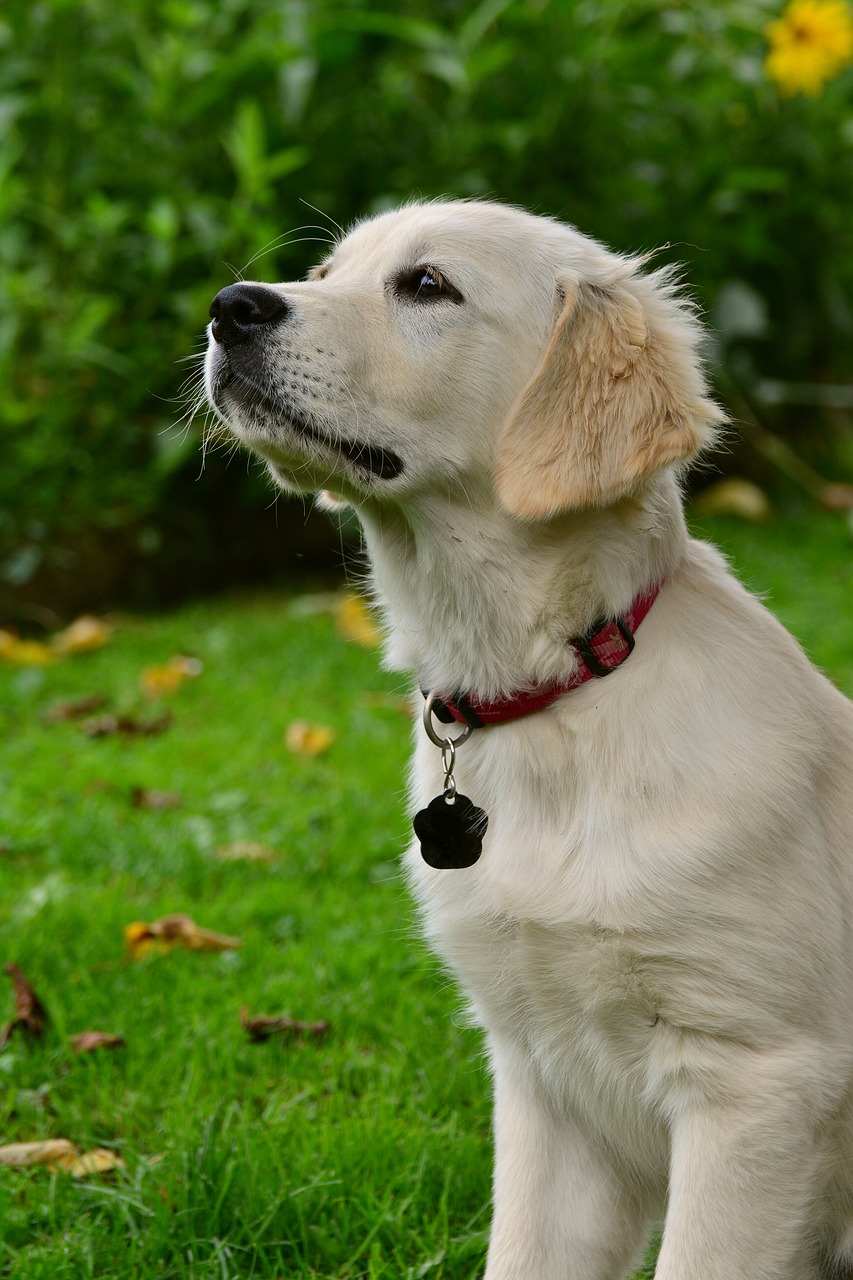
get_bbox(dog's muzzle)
[205,282,406,484]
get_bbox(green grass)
[1,511,851,1279]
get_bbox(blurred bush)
[1,0,852,613]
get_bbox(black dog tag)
[414,791,488,869]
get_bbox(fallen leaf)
[68,1148,125,1178]
[70,1031,125,1055]
[692,477,771,522]
[0,963,48,1048]
[0,1139,78,1170]
[81,711,172,738]
[51,615,111,655]
[240,1007,330,1043]
[820,483,853,511]
[0,629,18,659]
[125,913,241,960]
[141,654,203,698]
[0,1140,124,1177]
[216,841,278,862]
[285,720,335,757]
[130,787,182,811]
[335,593,383,649]
[43,693,109,723]
[0,632,56,666]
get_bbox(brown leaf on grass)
[335,593,383,649]
[0,1139,78,1170]
[820,483,853,511]
[51,615,111,655]
[124,914,241,960]
[216,841,278,863]
[70,1031,126,1055]
[285,720,335,757]
[240,1006,330,1043]
[0,963,48,1048]
[130,787,182,811]
[141,654,203,698]
[81,711,172,738]
[0,1140,125,1177]
[43,693,109,723]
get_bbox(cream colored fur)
[205,199,853,1279]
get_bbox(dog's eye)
[393,265,463,304]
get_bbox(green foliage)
[2,0,852,596]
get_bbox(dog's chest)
[406,720,682,1165]
[418,878,671,1169]
[433,896,662,1067]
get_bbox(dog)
[205,199,853,1279]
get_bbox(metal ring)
[422,691,473,749]
[441,738,456,782]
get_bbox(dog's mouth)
[213,367,404,483]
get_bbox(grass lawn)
[1,510,851,1279]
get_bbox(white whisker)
[240,227,336,276]
[298,198,345,241]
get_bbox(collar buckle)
[574,615,635,678]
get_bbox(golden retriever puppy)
[205,200,853,1280]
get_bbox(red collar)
[425,585,660,729]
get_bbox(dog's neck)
[355,471,688,700]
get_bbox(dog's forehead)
[324,202,565,287]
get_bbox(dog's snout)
[208,283,289,346]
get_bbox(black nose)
[208,283,290,346]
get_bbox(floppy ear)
[495,271,725,519]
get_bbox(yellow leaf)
[335,594,383,649]
[141,654,203,697]
[123,924,172,960]
[216,841,279,862]
[0,633,56,666]
[0,630,18,660]
[51,615,111,654]
[69,1148,125,1178]
[285,720,335,757]
[693,478,771,523]
[124,913,241,960]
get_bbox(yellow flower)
[765,0,853,96]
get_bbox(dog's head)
[205,200,724,518]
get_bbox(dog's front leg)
[484,1042,650,1280]
[655,1084,824,1280]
